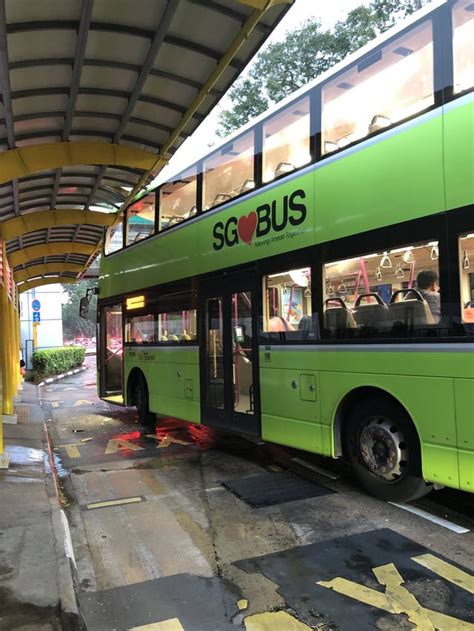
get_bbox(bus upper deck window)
[159,167,197,231]
[203,132,254,210]
[321,20,434,155]
[126,193,155,245]
[453,0,474,94]
[262,97,311,184]
[105,221,123,254]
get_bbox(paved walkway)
[0,382,79,630]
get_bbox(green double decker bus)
[97,0,473,502]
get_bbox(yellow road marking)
[237,599,249,610]
[413,554,474,594]
[86,497,143,510]
[128,618,184,630]
[62,442,84,458]
[244,611,312,630]
[73,399,93,406]
[145,434,191,448]
[318,561,474,630]
[104,438,145,454]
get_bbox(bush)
[32,346,85,378]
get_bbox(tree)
[62,280,97,341]
[217,0,431,136]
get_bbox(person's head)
[417,270,439,291]
[289,301,303,320]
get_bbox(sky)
[154,0,371,183]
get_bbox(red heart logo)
[237,212,257,245]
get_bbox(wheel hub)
[359,418,407,481]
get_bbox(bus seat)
[388,289,435,327]
[274,162,295,178]
[212,193,231,207]
[323,298,357,333]
[240,179,255,194]
[369,114,391,134]
[353,293,390,329]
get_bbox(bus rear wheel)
[343,396,431,502]
[134,375,156,428]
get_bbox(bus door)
[200,274,260,437]
[98,303,124,402]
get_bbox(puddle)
[5,446,43,465]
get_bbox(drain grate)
[13,405,29,423]
[222,471,334,507]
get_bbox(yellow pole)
[0,277,13,416]
[13,295,20,390]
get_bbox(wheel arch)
[332,385,420,458]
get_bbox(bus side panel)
[197,170,316,275]
[314,112,445,244]
[99,223,199,299]
[259,359,323,453]
[124,348,200,424]
[319,372,460,490]
[454,378,474,492]
[444,95,474,212]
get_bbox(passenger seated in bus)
[416,270,441,323]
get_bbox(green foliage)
[217,0,431,136]
[32,346,85,378]
[62,280,97,341]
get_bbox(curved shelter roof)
[0,0,292,291]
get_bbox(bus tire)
[342,396,432,502]
[134,375,156,428]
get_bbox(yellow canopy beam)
[14,263,83,283]
[0,142,160,185]
[18,276,77,294]
[2,209,115,241]
[9,242,95,267]
[236,0,292,9]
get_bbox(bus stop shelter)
[0,0,292,467]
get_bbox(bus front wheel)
[343,396,431,502]
[134,375,156,428]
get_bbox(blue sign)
[32,299,41,311]
[32,312,41,322]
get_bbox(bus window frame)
[124,192,157,247]
[320,15,438,160]
[446,205,474,336]
[202,129,257,213]
[317,213,452,342]
[157,166,200,234]
[257,247,318,345]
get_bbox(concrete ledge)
[2,413,18,425]
[38,365,87,387]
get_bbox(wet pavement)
[39,356,473,630]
